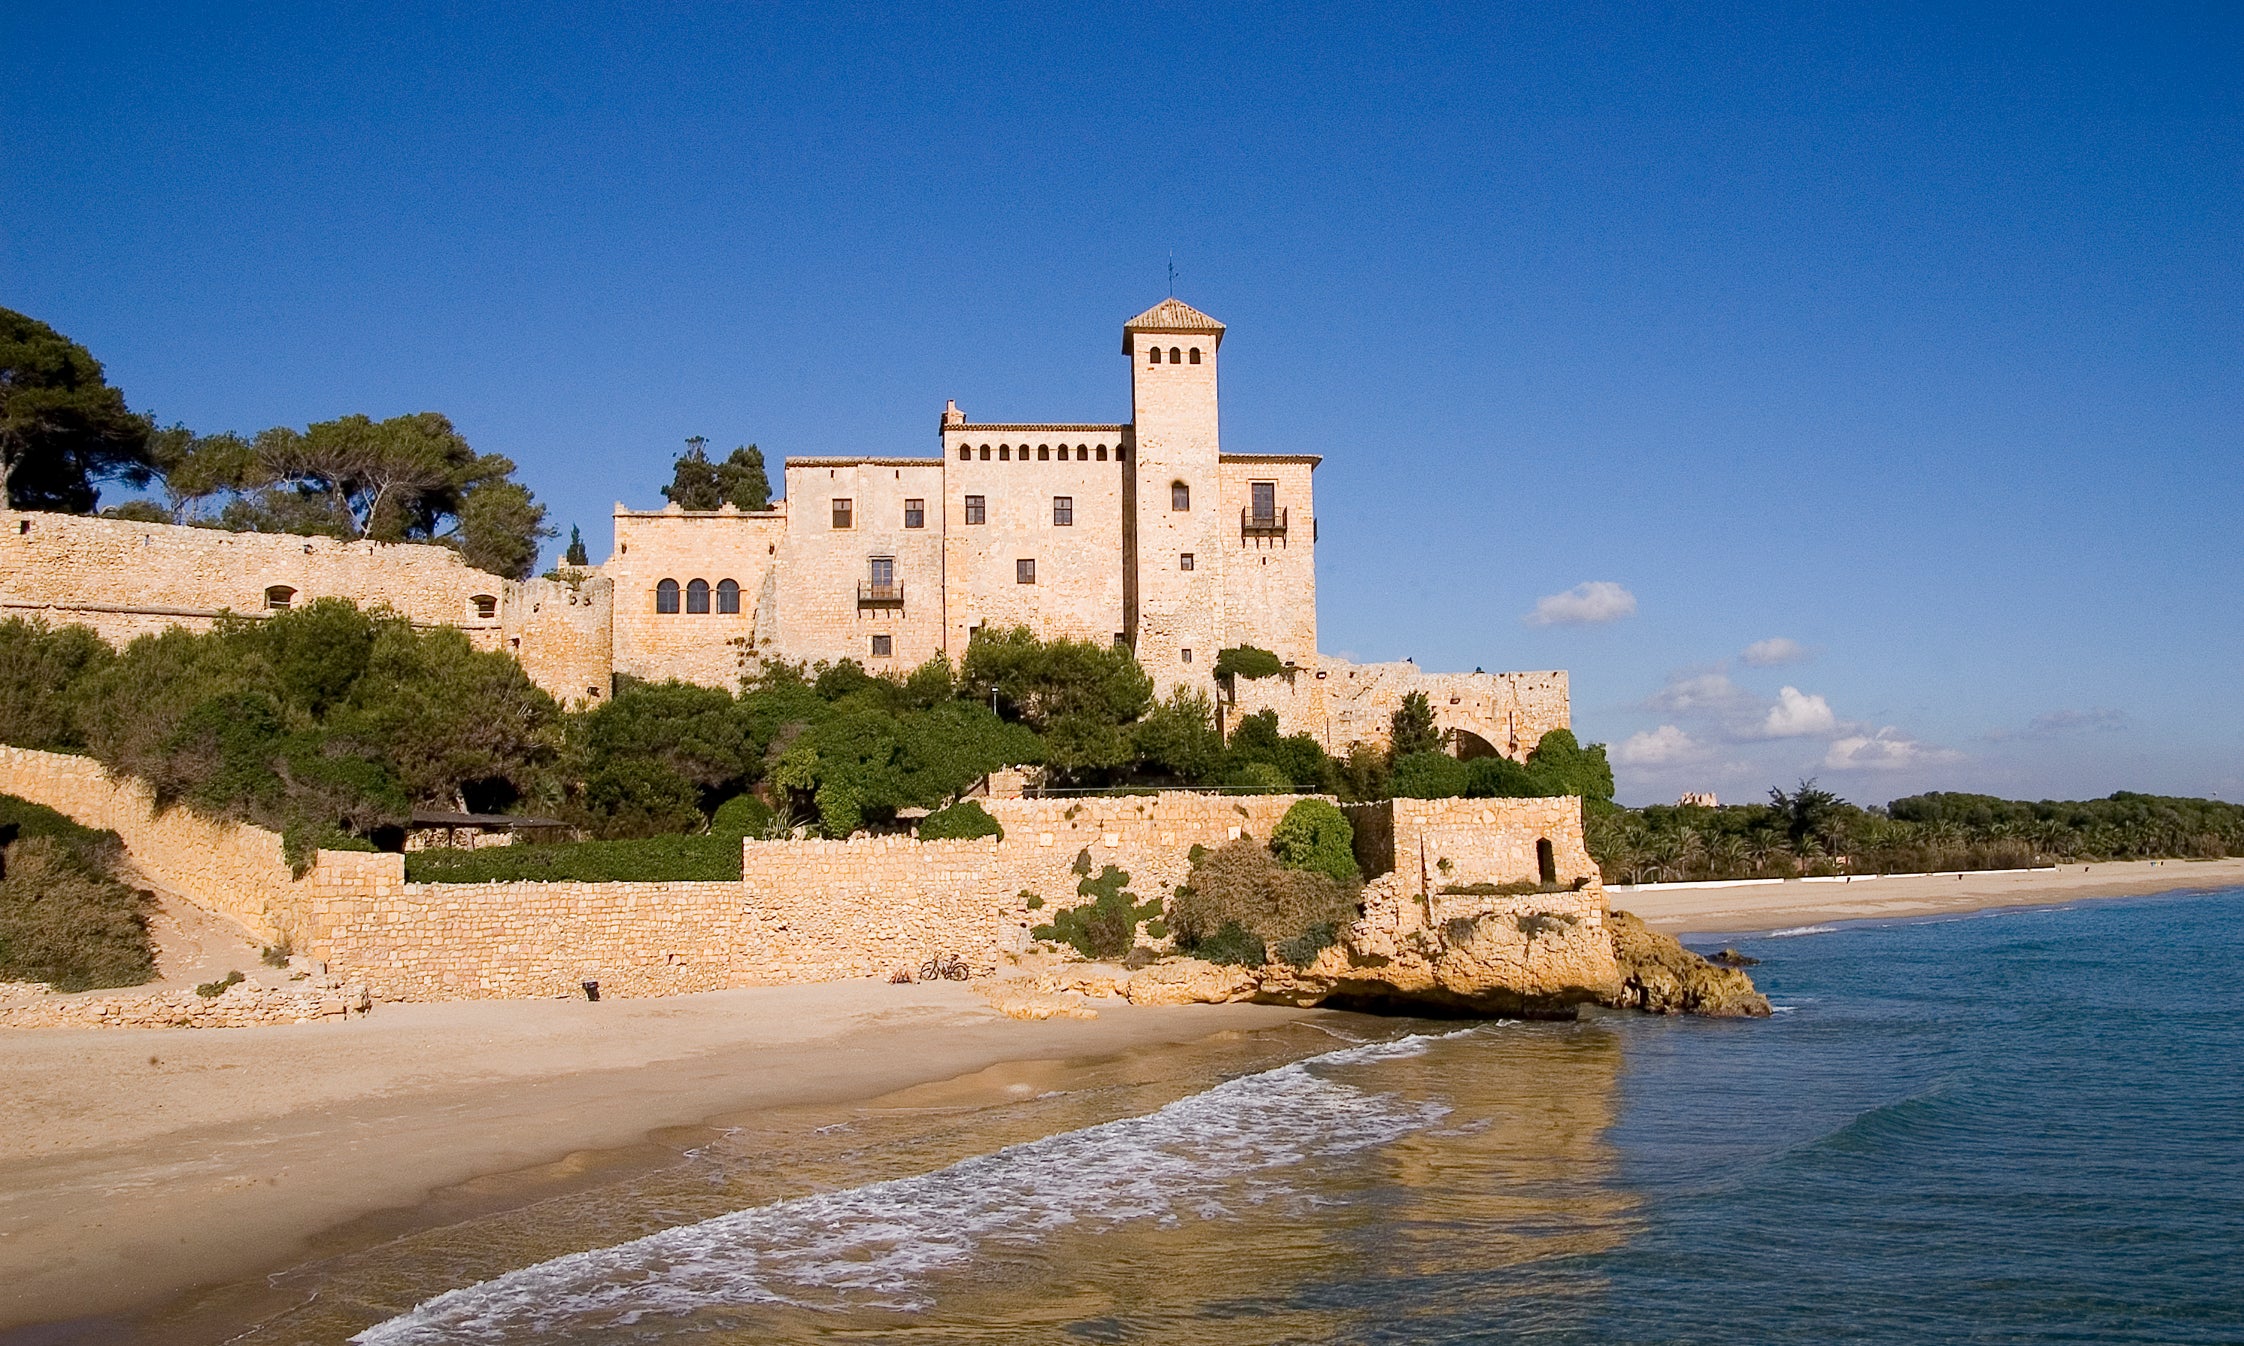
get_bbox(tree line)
[1587,780,2244,884]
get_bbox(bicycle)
[918,953,972,982]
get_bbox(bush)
[1213,646,1284,682]
[195,969,245,998]
[1191,921,1267,967]
[1225,761,1294,795]
[0,835,156,991]
[709,793,776,838]
[0,619,112,751]
[919,800,1002,840]
[1391,751,1469,799]
[403,833,742,883]
[1270,799,1359,884]
[1170,839,1359,967]
[1032,864,1160,960]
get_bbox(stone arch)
[1447,727,1501,761]
[655,578,680,614]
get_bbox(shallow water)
[136,887,2244,1343]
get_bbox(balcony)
[857,580,905,609]
[1241,506,1288,539]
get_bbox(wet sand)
[0,981,1307,1333]
[1615,857,2244,936]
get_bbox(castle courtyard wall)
[606,504,784,688]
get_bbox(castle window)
[1189,347,1201,364]
[871,634,893,658]
[965,494,986,525]
[1148,346,1161,364]
[1077,445,1088,460]
[904,498,925,528]
[716,578,740,614]
[1016,558,1036,585]
[1052,496,1073,526]
[1250,480,1277,522]
[264,585,295,611]
[1037,445,1049,460]
[1096,445,1107,461]
[470,594,498,620]
[1181,647,1192,663]
[979,445,990,460]
[1169,346,1181,363]
[831,498,853,529]
[958,446,970,461]
[686,578,711,614]
[655,579,680,614]
[1179,553,1194,571]
[999,445,1010,460]
[869,556,894,588]
[1171,481,1190,511]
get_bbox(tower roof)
[1122,297,1225,354]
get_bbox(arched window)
[469,594,498,620]
[686,579,711,614]
[958,446,970,461]
[1037,445,1049,460]
[1076,445,1088,460]
[1096,445,1107,461]
[1171,481,1190,511]
[979,445,990,460]
[1189,347,1201,364]
[655,579,680,614]
[716,579,740,614]
[1169,346,1181,363]
[1148,346,1161,364]
[264,585,295,611]
[999,445,1010,460]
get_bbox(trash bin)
[581,979,600,1002]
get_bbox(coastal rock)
[972,984,1099,1020]
[1601,911,1771,1017]
[1254,876,1623,1017]
[1120,958,1260,1006]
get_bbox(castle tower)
[1123,298,1226,689]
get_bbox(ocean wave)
[355,1033,1457,1345]
[1766,924,1840,937]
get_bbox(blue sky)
[5,3,2238,806]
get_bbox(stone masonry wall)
[740,792,1312,980]
[1234,657,1572,758]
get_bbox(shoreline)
[1616,857,2244,938]
[0,981,1312,1334]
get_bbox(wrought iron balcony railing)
[1241,506,1288,538]
[857,580,904,608]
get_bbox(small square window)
[1052,496,1073,526]
[831,498,853,529]
[1171,482,1189,511]
[1179,552,1194,571]
[965,494,986,525]
[1016,558,1036,585]
[904,498,925,528]
[1181,648,1192,663]
[871,634,893,658]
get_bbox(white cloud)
[1740,637,1809,667]
[1525,581,1637,627]
[1762,686,1838,738]
[2027,707,2126,737]
[1613,725,1707,766]
[1646,669,1758,718]
[1823,728,1962,771]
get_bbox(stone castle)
[0,298,1566,760]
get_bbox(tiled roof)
[1122,297,1225,353]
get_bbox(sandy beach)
[0,981,1308,1333]
[1616,857,2244,937]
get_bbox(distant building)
[1677,792,1719,808]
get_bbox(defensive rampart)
[1231,657,1571,759]
[0,747,1602,1003]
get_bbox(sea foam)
[355,1033,1457,1344]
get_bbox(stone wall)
[936,428,1131,655]
[1347,794,1599,898]
[1233,657,1572,757]
[1217,454,1319,669]
[606,504,784,688]
[778,459,951,669]
[740,792,1312,980]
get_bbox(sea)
[118,886,2244,1345]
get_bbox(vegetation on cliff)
[1170,801,1365,969]
[0,793,155,991]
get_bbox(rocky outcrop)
[974,881,1769,1021]
[1601,911,1771,1017]
[0,978,375,1029]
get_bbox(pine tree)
[564,525,588,567]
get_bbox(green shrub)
[1270,799,1359,884]
[1213,646,1284,682]
[260,941,292,968]
[1226,761,1294,795]
[918,800,1002,841]
[1191,921,1267,967]
[1438,879,1575,897]
[403,832,743,883]
[1391,751,1469,799]
[1170,839,1359,968]
[0,835,156,991]
[710,794,776,838]
[1272,922,1339,967]
[1031,864,1161,960]
[1463,755,1541,798]
[195,969,244,998]
[0,794,122,862]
